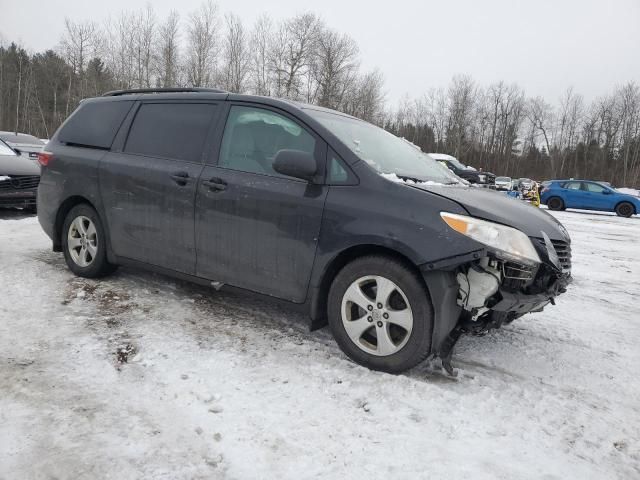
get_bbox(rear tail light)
[541,186,548,194]
[37,151,53,167]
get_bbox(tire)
[62,204,117,278]
[327,255,434,373]
[547,196,565,211]
[615,202,635,218]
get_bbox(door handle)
[202,177,227,192]
[170,171,190,186]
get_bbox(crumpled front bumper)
[492,273,572,315]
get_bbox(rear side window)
[564,181,581,190]
[58,101,133,149]
[125,103,216,163]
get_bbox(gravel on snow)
[1,209,639,479]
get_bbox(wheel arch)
[615,200,636,215]
[309,244,428,330]
[52,195,99,251]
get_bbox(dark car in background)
[541,179,640,217]
[38,88,572,373]
[429,153,495,187]
[0,138,40,211]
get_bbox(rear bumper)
[0,187,37,208]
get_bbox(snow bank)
[1,210,639,478]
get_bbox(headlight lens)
[440,212,541,265]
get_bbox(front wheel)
[327,256,434,373]
[615,202,635,218]
[62,204,117,278]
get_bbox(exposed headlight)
[440,212,541,265]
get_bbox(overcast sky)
[4,0,639,105]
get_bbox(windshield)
[496,177,511,182]
[0,139,17,156]
[444,157,468,170]
[307,109,456,184]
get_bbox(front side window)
[218,106,316,178]
[125,103,217,163]
[326,151,350,183]
[583,182,606,193]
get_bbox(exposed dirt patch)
[115,342,137,366]
[62,278,99,304]
[97,289,135,316]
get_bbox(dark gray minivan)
[37,88,572,373]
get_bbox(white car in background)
[494,176,513,191]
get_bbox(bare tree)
[186,0,221,87]
[131,5,156,88]
[270,13,321,100]
[342,69,385,124]
[312,28,359,109]
[59,18,100,110]
[104,12,136,89]
[155,11,181,87]
[221,13,250,93]
[446,74,476,157]
[248,14,273,96]
[526,96,555,174]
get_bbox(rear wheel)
[547,196,565,211]
[615,202,635,218]
[62,204,117,278]
[327,256,434,373]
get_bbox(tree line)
[387,77,640,187]
[1,1,638,187]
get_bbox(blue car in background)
[541,180,640,217]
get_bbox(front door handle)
[170,171,190,186]
[202,177,227,192]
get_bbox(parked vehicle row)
[489,172,639,217]
[37,87,572,373]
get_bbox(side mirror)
[13,148,22,155]
[602,190,612,194]
[273,149,317,182]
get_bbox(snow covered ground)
[1,208,639,479]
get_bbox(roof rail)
[102,87,227,97]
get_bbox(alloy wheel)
[67,216,98,267]
[340,275,413,356]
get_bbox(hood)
[412,184,570,242]
[0,153,41,176]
